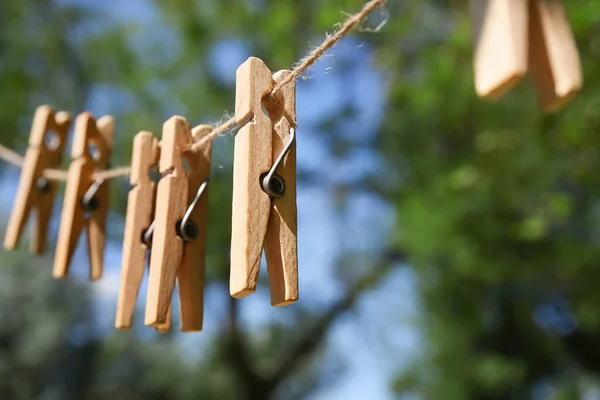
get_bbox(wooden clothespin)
[4,105,71,254]
[144,117,211,332]
[471,0,582,111]
[53,112,114,281]
[115,131,171,332]
[230,57,298,306]
[528,0,582,112]
[471,0,528,100]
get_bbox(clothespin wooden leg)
[177,124,211,332]
[53,162,87,277]
[145,117,187,327]
[146,116,209,332]
[264,70,298,307]
[88,117,113,280]
[147,238,173,332]
[528,0,582,112]
[4,105,71,254]
[116,131,159,330]
[470,0,528,99]
[154,307,172,332]
[53,112,114,280]
[230,57,274,298]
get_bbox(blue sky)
[0,1,421,398]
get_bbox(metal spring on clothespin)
[142,178,209,247]
[261,128,296,198]
[81,178,105,213]
[177,178,209,242]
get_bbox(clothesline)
[0,0,387,182]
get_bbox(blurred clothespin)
[115,131,171,332]
[471,0,528,100]
[230,57,298,306]
[471,0,582,111]
[4,105,71,254]
[53,112,114,281]
[528,0,582,112]
[144,117,211,332]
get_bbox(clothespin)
[144,117,211,332]
[230,57,298,306]
[53,112,114,281]
[528,0,582,112]
[115,131,171,332]
[471,0,528,100]
[4,105,71,254]
[471,0,582,111]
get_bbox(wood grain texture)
[230,57,273,298]
[471,0,528,99]
[177,124,211,332]
[264,70,298,307]
[154,305,172,332]
[4,105,71,254]
[528,0,582,112]
[115,131,159,330]
[145,116,208,330]
[53,112,113,280]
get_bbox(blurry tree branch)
[226,295,273,397]
[219,248,406,398]
[267,248,407,387]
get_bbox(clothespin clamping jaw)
[115,131,171,332]
[144,117,211,332]
[230,57,298,306]
[471,0,582,111]
[4,105,71,254]
[53,112,114,281]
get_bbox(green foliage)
[2,0,600,399]
[379,1,600,398]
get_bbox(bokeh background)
[1,0,600,399]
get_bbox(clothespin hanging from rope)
[230,57,298,306]
[53,112,114,281]
[471,0,582,111]
[144,117,211,332]
[115,131,171,332]
[4,106,71,254]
